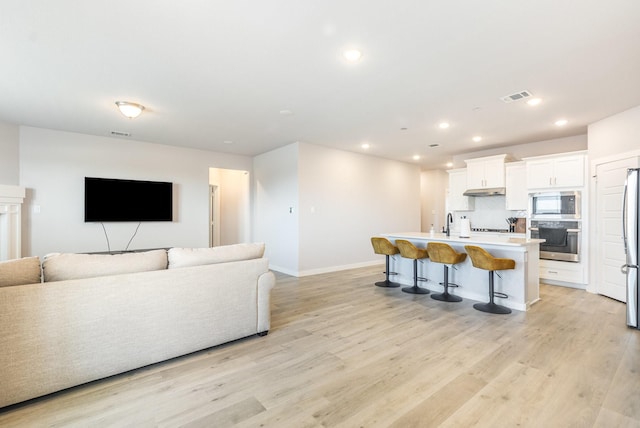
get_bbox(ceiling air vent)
[110,131,131,137]
[501,90,532,103]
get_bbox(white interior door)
[596,157,640,301]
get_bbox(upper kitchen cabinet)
[524,151,586,189]
[465,154,507,189]
[447,168,474,211]
[505,161,528,210]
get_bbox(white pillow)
[168,243,265,269]
[42,249,168,282]
[0,256,41,287]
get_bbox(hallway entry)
[209,168,251,247]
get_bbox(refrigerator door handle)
[623,179,629,255]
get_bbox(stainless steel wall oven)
[530,220,581,262]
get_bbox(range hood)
[463,187,506,197]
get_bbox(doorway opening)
[209,168,251,247]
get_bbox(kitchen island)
[382,232,545,311]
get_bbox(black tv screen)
[84,177,173,222]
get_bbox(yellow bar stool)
[395,239,430,295]
[464,245,515,315]
[426,242,466,302]
[370,237,401,288]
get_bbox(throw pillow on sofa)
[42,249,168,282]
[168,242,265,269]
[0,256,41,287]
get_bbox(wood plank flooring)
[1,265,640,427]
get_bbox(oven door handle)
[529,227,580,233]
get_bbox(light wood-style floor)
[2,265,640,427]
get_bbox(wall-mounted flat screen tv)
[84,177,173,222]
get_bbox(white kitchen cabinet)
[505,162,528,210]
[539,259,585,287]
[447,168,474,211]
[525,152,586,189]
[465,154,507,189]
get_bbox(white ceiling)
[2,1,640,169]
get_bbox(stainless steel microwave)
[529,191,581,219]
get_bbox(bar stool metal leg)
[431,265,463,302]
[472,271,512,314]
[375,254,401,288]
[402,259,430,294]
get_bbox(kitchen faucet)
[446,213,453,237]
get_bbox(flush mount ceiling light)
[115,101,145,119]
[343,49,362,62]
[555,119,568,126]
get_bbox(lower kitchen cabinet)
[539,259,585,287]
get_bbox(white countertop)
[383,232,545,247]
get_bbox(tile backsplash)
[453,196,526,230]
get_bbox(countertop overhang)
[382,232,545,247]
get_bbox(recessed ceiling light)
[279,109,294,116]
[115,101,145,119]
[555,119,568,126]
[361,143,370,149]
[527,98,542,106]
[472,136,482,142]
[412,155,421,161]
[446,162,453,168]
[223,140,233,144]
[438,122,450,129]
[343,49,362,62]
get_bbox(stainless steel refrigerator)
[623,168,640,329]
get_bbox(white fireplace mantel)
[0,184,26,261]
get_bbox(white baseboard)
[269,260,382,278]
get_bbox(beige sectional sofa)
[0,243,275,408]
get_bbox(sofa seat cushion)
[42,249,168,282]
[168,242,265,269]
[0,257,41,287]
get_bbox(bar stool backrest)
[395,239,428,260]
[371,237,399,256]
[464,245,515,271]
[426,242,466,265]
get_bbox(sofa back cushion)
[0,257,41,287]
[42,249,168,282]
[168,242,265,269]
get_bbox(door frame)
[209,185,220,247]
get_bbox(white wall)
[588,105,640,160]
[420,169,448,232]
[450,134,587,168]
[586,104,640,294]
[253,143,300,274]
[0,122,20,185]
[20,126,252,258]
[297,143,421,274]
